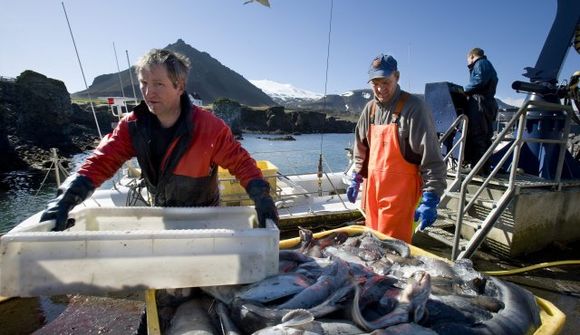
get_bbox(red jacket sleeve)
[77,115,136,187]
[189,109,262,188]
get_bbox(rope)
[482,260,580,276]
[34,161,55,196]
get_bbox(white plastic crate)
[0,206,279,297]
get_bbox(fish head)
[400,271,432,303]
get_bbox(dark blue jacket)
[465,56,498,99]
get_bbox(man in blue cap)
[347,53,447,243]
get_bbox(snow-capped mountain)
[250,79,375,114]
[250,79,323,107]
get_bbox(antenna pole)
[61,2,103,138]
[126,50,140,103]
[113,42,128,117]
[317,0,334,196]
[113,42,127,100]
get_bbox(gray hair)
[135,49,191,88]
[468,47,485,58]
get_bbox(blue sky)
[1,0,578,106]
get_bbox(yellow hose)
[482,260,580,276]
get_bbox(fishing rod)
[61,2,103,139]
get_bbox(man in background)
[463,47,499,174]
[347,53,447,243]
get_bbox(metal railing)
[438,114,469,199]
[451,100,574,260]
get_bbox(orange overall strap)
[391,92,410,121]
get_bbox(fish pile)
[158,228,541,335]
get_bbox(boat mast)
[112,42,128,118]
[317,0,334,196]
[113,42,127,101]
[126,50,140,104]
[61,2,103,139]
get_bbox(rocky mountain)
[254,79,515,115]
[72,39,275,107]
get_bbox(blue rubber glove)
[346,173,363,203]
[414,191,440,230]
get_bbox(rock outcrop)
[217,100,355,134]
[0,71,114,173]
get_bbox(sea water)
[0,133,354,232]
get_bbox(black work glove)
[39,174,95,231]
[245,178,279,228]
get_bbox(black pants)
[464,95,496,173]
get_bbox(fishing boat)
[1,0,579,333]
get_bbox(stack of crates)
[218,160,278,206]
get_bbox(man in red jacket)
[40,49,278,230]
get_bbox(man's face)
[138,64,184,117]
[370,72,399,103]
[467,54,476,66]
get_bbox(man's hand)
[39,175,95,231]
[246,179,279,228]
[346,173,363,203]
[414,191,440,230]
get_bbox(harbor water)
[0,133,354,233]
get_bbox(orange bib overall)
[362,94,422,243]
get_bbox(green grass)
[71,97,108,105]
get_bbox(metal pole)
[113,42,127,100]
[126,50,140,103]
[51,148,61,187]
[317,0,334,196]
[61,2,103,139]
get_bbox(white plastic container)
[0,206,279,297]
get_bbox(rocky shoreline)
[0,71,115,176]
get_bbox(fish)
[427,276,540,335]
[168,227,542,335]
[323,245,370,266]
[231,284,355,334]
[298,229,349,257]
[201,284,245,305]
[216,302,243,335]
[277,258,351,309]
[370,322,439,335]
[235,273,314,303]
[166,298,216,335]
[252,309,365,335]
[351,271,432,331]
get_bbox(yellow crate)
[218,160,278,206]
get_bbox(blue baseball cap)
[368,53,398,82]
